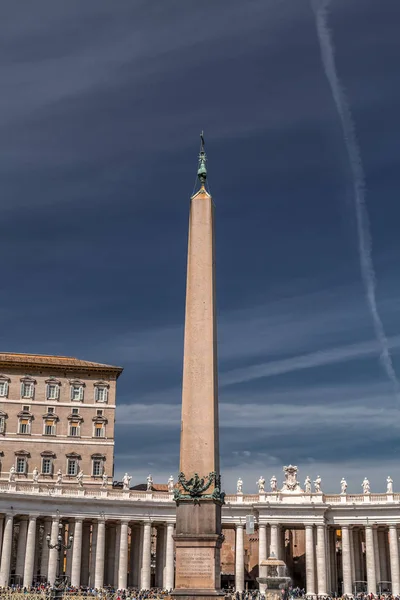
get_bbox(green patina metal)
[197,130,207,186]
[174,470,225,505]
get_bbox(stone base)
[172,500,223,599]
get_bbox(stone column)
[65,522,74,582]
[0,516,4,566]
[140,522,152,590]
[81,522,91,587]
[350,528,356,585]
[94,519,106,589]
[235,524,245,592]
[0,514,14,587]
[89,522,98,588]
[389,526,400,595]
[316,524,327,596]
[71,518,83,587]
[40,519,51,581]
[164,523,174,591]
[305,525,316,596]
[114,523,121,587]
[118,520,129,590]
[378,529,388,584]
[270,524,279,558]
[23,516,37,588]
[130,524,141,588]
[47,517,60,585]
[330,529,337,594]
[258,524,267,594]
[15,517,28,582]
[341,525,353,596]
[156,525,166,588]
[373,527,381,587]
[365,525,377,594]
[353,529,362,583]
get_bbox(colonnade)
[232,523,400,596]
[0,514,175,591]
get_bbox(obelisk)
[172,134,224,600]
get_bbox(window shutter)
[79,386,83,401]
[94,387,99,402]
[46,384,49,399]
[70,386,74,400]
[4,382,8,397]
[20,382,24,397]
[55,384,60,399]
[104,388,108,402]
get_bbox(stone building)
[0,353,123,486]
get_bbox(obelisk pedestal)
[172,138,224,600]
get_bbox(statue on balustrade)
[304,475,312,493]
[362,477,370,494]
[147,474,153,491]
[314,475,322,493]
[387,476,393,494]
[122,472,131,490]
[168,475,174,493]
[281,465,301,492]
[257,475,265,492]
[102,472,108,489]
[270,475,278,492]
[32,467,39,483]
[8,465,16,483]
[340,477,347,494]
[237,477,243,494]
[56,469,63,485]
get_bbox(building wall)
[0,365,118,485]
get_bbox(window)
[92,459,102,477]
[94,422,105,438]
[16,457,26,473]
[47,407,54,414]
[19,419,31,434]
[96,409,103,416]
[44,419,56,436]
[46,384,59,400]
[67,459,78,476]
[69,422,80,437]
[94,386,108,403]
[70,385,84,402]
[72,408,79,415]
[0,416,5,434]
[23,405,30,412]
[21,382,34,399]
[0,381,8,397]
[42,458,52,475]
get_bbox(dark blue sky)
[2,0,400,492]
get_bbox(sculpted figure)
[168,475,174,493]
[340,477,347,494]
[9,465,16,483]
[387,476,393,494]
[257,475,265,493]
[32,467,39,483]
[314,475,322,493]
[122,472,132,491]
[304,475,312,493]
[77,470,84,487]
[270,475,278,492]
[237,478,243,494]
[56,469,63,485]
[101,472,108,489]
[362,477,370,494]
[147,474,153,491]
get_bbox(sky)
[2,0,400,494]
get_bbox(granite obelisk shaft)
[173,142,223,599]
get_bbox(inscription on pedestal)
[176,547,213,581]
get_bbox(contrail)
[311,0,400,398]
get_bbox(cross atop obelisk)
[172,134,224,599]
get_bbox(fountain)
[257,553,292,600]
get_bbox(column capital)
[236,523,244,529]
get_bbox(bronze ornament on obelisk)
[172,134,225,600]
